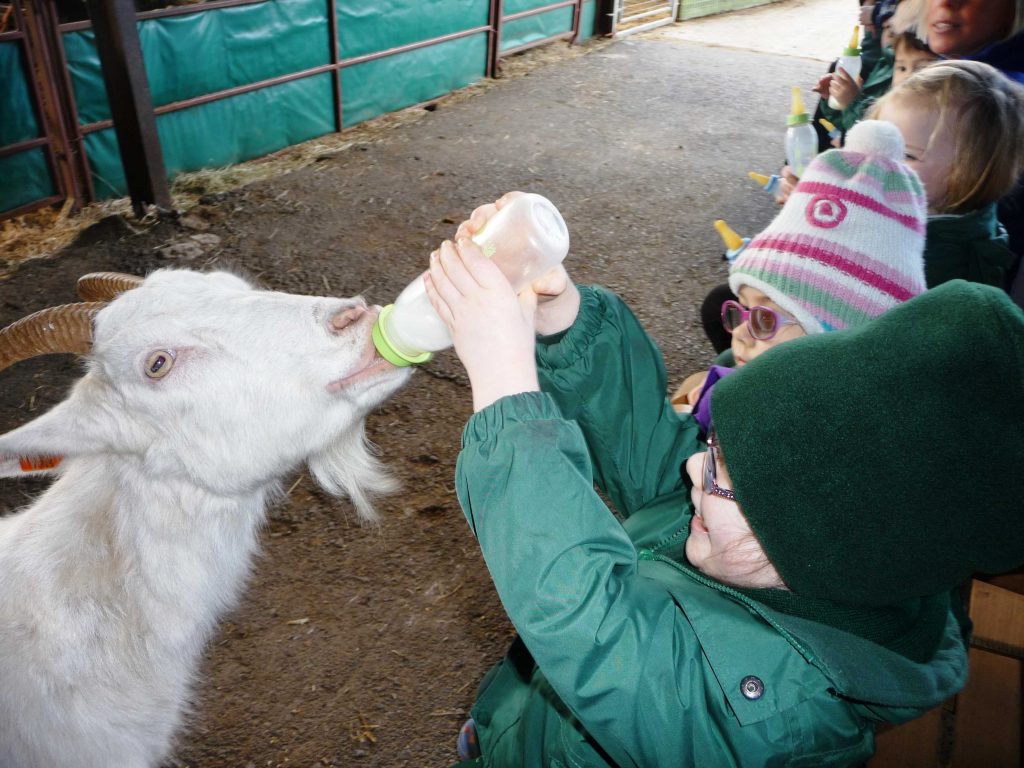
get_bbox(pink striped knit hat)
[729,120,927,333]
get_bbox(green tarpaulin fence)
[1,40,57,213]
[1,0,596,214]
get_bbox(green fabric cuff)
[535,285,607,370]
[460,391,563,448]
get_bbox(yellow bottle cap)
[748,171,771,186]
[819,117,837,133]
[714,220,745,253]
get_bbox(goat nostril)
[330,305,367,331]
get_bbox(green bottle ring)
[372,304,435,367]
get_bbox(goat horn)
[76,272,144,302]
[0,303,106,375]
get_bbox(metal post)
[83,0,171,217]
[327,0,343,132]
[487,0,503,78]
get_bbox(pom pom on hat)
[844,119,905,158]
[729,120,927,334]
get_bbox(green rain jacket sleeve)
[455,287,721,767]
[532,285,700,517]
[457,392,709,767]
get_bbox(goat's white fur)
[0,270,411,768]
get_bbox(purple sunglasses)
[721,299,800,341]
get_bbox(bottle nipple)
[818,117,842,142]
[714,219,746,254]
[844,25,860,54]
[748,171,780,195]
[787,86,810,126]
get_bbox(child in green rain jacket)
[423,202,1024,766]
[870,61,1024,289]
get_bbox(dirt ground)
[0,28,823,768]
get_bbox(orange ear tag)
[19,455,62,472]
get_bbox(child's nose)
[731,319,754,344]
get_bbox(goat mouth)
[326,350,402,394]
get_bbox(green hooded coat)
[925,204,1017,289]
[452,285,968,768]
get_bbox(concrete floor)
[656,0,856,62]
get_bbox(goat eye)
[144,350,175,379]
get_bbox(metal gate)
[610,0,676,37]
[0,1,91,219]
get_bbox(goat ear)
[0,389,109,479]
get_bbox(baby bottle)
[714,219,749,263]
[372,192,570,366]
[827,26,862,110]
[784,86,818,178]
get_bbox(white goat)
[0,269,411,768]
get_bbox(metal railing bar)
[337,24,489,68]
[0,136,50,160]
[498,29,574,57]
[79,62,336,134]
[502,0,577,23]
[614,13,674,36]
[58,0,267,32]
[78,20,492,136]
[136,0,267,22]
[618,5,671,22]
[0,194,65,219]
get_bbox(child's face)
[684,449,784,589]
[876,97,955,214]
[926,0,1015,57]
[892,46,938,88]
[729,285,806,367]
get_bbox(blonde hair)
[868,60,1024,213]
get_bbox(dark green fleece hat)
[711,280,1024,607]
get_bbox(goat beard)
[306,423,398,523]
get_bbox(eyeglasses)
[702,435,736,501]
[721,299,800,341]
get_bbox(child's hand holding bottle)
[455,192,580,337]
[425,238,541,413]
[774,165,800,205]
[828,66,862,110]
